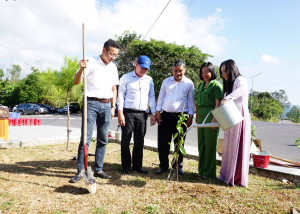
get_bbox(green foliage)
[296,137,300,149]
[7,64,21,82]
[0,68,4,80]
[271,89,290,108]
[145,204,160,214]
[286,106,300,122]
[0,59,82,108]
[116,31,211,97]
[251,124,256,142]
[56,56,82,106]
[171,112,188,182]
[271,90,290,119]
[249,91,284,120]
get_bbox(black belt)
[87,97,110,103]
[124,108,146,113]
[163,111,188,117]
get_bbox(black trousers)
[157,111,187,170]
[121,109,147,170]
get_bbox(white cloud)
[261,54,280,65]
[0,0,227,71]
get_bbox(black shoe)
[156,168,168,175]
[132,167,148,174]
[178,168,184,175]
[122,169,130,175]
[69,173,82,183]
[94,171,111,179]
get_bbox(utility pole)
[250,73,262,114]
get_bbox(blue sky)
[0,0,299,104]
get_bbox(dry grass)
[0,142,299,214]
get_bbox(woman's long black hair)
[219,59,241,96]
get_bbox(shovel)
[81,23,96,194]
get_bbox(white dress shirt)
[117,71,156,113]
[156,76,195,115]
[76,56,119,99]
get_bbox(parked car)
[70,103,81,113]
[37,103,58,114]
[58,105,80,114]
[17,103,49,115]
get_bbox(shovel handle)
[82,23,88,168]
[270,155,300,166]
[84,143,88,168]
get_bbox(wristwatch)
[111,105,116,109]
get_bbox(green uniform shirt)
[196,79,223,107]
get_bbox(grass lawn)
[0,142,299,213]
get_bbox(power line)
[142,0,172,40]
[153,0,196,41]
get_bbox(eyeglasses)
[108,52,119,58]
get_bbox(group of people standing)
[70,38,251,188]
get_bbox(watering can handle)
[202,111,212,125]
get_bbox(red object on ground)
[20,118,25,126]
[17,118,22,126]
[34,118,41,126]
[11,119,17,126]
[29,118,33,126]
[8,118,12,126]
[24,118,28,126]
[253,153,270,168]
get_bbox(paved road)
[38,114,300,162]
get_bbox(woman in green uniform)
[196,62,223,178]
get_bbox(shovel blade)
[81,166,97,194]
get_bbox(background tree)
[0,68,4,80]
[56,56,80,149]
[271,89,290,119]
[250,91,284,120]
[286,106,300,122]
[7,64,22,82]
[115,31,211,97]
[38,68,62,107]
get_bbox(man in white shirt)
[155,59,195,175]
[70,39,120,183]
[117,55,156,175]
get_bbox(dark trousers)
[157,111,187,170]
[121,109,147,170]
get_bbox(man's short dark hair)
[103,39,120,50]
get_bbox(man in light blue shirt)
[117,55,156,175]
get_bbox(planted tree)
[168,111,188,186]
[57,56,80,149]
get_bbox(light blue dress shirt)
[156,76,195,115]
[117,71,156,114]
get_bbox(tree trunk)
[66,91,70,150]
